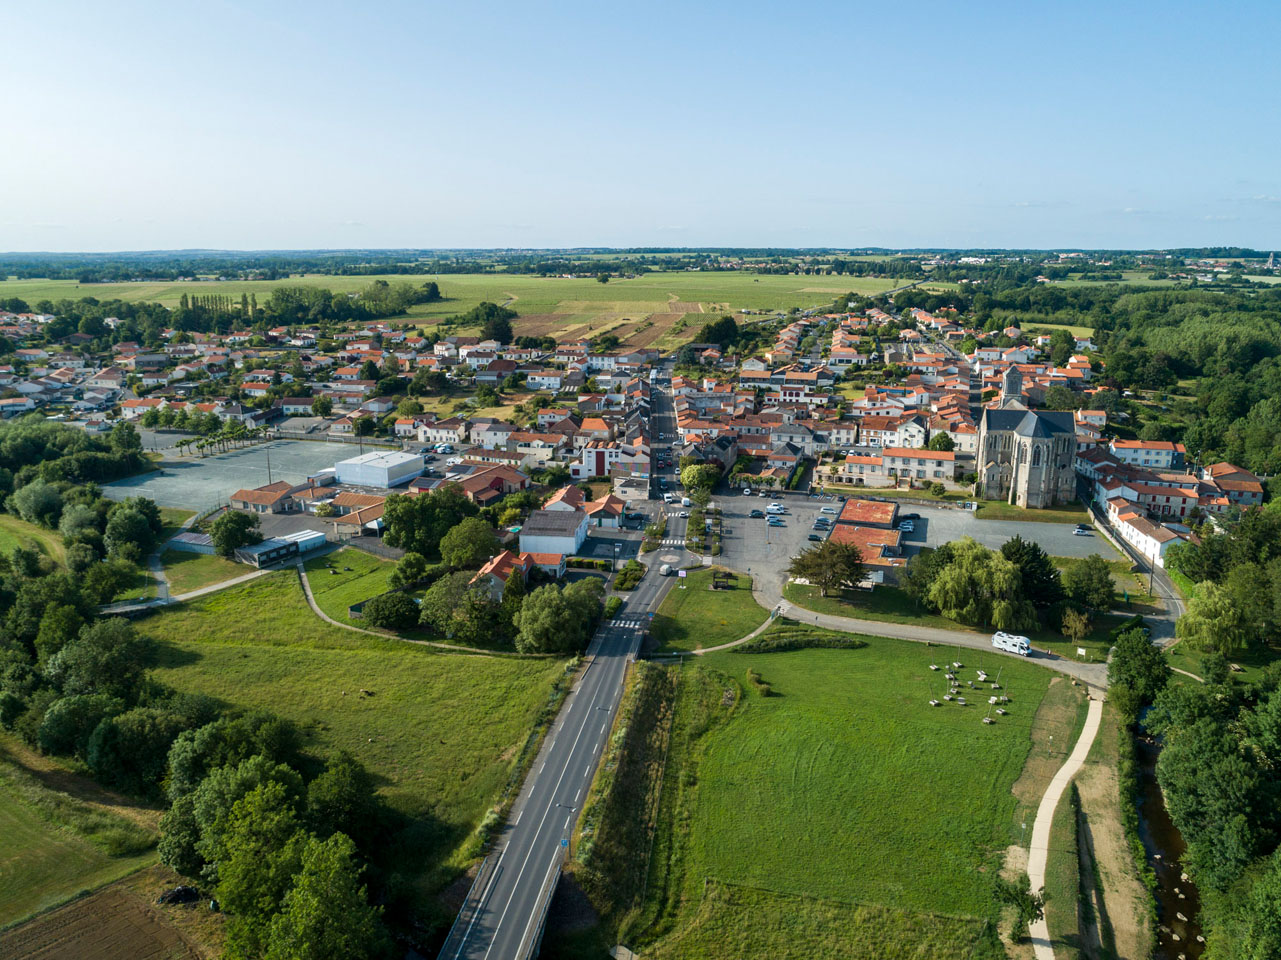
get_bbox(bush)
[613,560,645,591]
[733,626,868,655]
[746,668,773,696]
[361,591,420,631]
[604,596,622,619]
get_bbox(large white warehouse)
[334,450,425,488]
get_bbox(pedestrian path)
[1027,697,1104,959]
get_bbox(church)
[977,368,1078,508]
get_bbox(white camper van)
[991,632,1031,656]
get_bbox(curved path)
[293,564,502,656]
[1027,697,1104,960]
[694,574,1109,690]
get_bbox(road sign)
[678,569,687,578]
[561,838,569,848]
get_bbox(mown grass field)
[650,567,764,652]
[0,750,156,927]
[139,571,570,889]
[634,638,1058,959]
[302,547,397,626]
[159,548,244,596]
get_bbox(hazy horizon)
[4,0,1279,252]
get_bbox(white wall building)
[334,450,424,488]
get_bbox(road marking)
[574,788,581,802]
[453,844,508,959]
[480,641,616,960]
[514,851,562,960]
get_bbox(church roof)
[982,407,1074,436]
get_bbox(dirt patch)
[513,314,575,338]
[666,301,704,313]
[1010,676,1087,827]
[0,735,162,832]
[1075,706,1153,960]
[0,881,204,960]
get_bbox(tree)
[10,479,63,527]
[361,592,419,631]
[103,506,153,560]
[1000,535,1064,609]
[1176,580,1253,654]
[1061,554,1114,612]
[214,782,309,960]
[86,707,189,796]
[926,538,1037,631]
[517,584,577,654]
[263,831,391,960]
[787,541,866,597]
[698,316,739,349]
[1107,625,1170,706]
[388,551,429,589]
[595,272,610,285]
[58,503,101,544]
[37,693,122,758]
[34,603,85,665]
[478,308,515,345]
[680,463,720,493]
[563,577,604,640]
[382,487,476,556]
[110,421,142,455]
[499,570,526,640]
[926,432,955,452]
[995,873,1047,942]
[46,618,151,702]
[1061,608,1090,647]
[210,510,262,558]
[166,713,302,801]
[439,517,498,569]
[358,359,380,381]
[159,793,204,878]
[306,752,380,850]
[311,395,333,417]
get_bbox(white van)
[991,632,1031,656]
[681,497,691,507]
[765,504,785,515]
[659,564,673,576]
[663,492,674,503]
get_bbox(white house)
[518,509,589,556]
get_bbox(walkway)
[293,563,499,656]
[1027,697,1105,960]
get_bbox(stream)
[1134,735,1204,959]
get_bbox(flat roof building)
[334,450,424,488]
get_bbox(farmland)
[0,741,157,927]
[0,270,924,352]
[139,572,571,893]
[627,637,1062,959]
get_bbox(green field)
[0,752,156,927]
[0,514,66,564]
[650,567,765,652]
[634,638,1059,958]
[159,548,245,596]
[139,572,569,890]
[0,270,909,352]
[302,548,398,626]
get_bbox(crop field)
[0,748,156,927]
[139,572,570,888]
[635,637,1059,959]
[0,271,912,351]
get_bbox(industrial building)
[334,450,425,488]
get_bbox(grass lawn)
[109,564,158,604]
[1051,556,1160,616]
[1166,638,1281,688]
[159,549,245,596]
[781,582,1127,662]
[650,567,764,652]
[139,572,571,895]
[974,500,1088,524]
[0,514,66,564]
[0,750,156,927]
[634,638,1061,958]
[302,548,398,626]
[156,507,194,540]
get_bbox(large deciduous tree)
[439,517,498,569]
[787,541,866,597]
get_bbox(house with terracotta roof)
[584,494,625,529]
[470,549,534,599]
[1202,462,1264,508]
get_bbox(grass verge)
[160,549,245,596]
[650,567,763,652]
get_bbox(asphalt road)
[441,370,688,960]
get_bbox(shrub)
[746,668,773,696]
[733,627,868,655]
[613,560,645,591]
[604,596,622,619]
[361,591,420,631]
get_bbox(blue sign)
[561,838,569,848]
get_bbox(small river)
[1134,735,1204,959]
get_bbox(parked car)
[820,506,836,514]
[901,512,920,521]
[678,511,689,518]
[807,533,824,542]
[898,519,915,532]
[749,509,765,518]
[1073,525,1091,536]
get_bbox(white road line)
[480,643,613,960]
[574,787,581,802]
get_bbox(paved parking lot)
[715,492,1119,600]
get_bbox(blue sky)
[2,0,1279,251]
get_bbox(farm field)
[0,271,912,352]
[633,638,1060,959]
[650,567,764,652]
[0,745,157,927]
[139,572,570,891]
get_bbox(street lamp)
[614,541,621,573]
